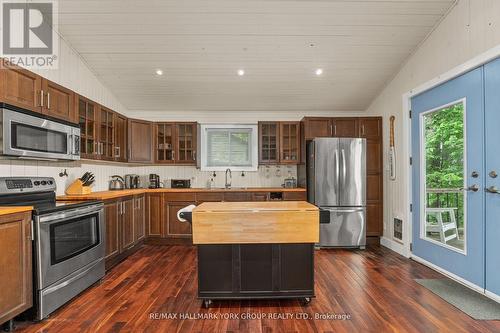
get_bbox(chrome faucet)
[225,168,232,189]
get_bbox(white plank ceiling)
[57,0,455,112]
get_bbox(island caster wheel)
[203,299,213,308]
[302,297,311,305]
[2,319,14,332]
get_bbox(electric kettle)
[109,175,125,190]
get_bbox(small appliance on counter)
[283,177,297,189]
[65,172,95,195]
[124,174,141,189]
[171,179,191,188]
[149,174,161,189]
[109,175,125,190]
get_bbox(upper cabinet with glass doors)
[258,121,300,165]
[154,122,197,165]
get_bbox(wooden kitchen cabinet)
[165,201,193,238]
[98,106,116,161]
[41,79,76,123]
[0,63,42,113]
[134,195,146,242]
[258,121,300,165]
[332,118,358,137]
[259,122,280,164]
[128,118,153,163]
[176,123,197,164]
[224,192,251,202]
[147,193,163,237]
[121,198,135,251]
[0,211,32,326]
[78,95,99,159]
[279,122,300,163]
[104,201,120,261]
[114,114,128,162]
[155,123,176,163]
[155,122,197,164]
[359,118,382,139]
[302,117,332,140]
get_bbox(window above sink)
[198,124,258,171]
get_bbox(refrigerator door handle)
[341,148,346,188]
[335,149,339,191]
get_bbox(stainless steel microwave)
[0,107,80,160]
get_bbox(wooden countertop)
[0,206,33,216]
[194,201,317,212]
[192,201,319,245]
[58,187,305,201]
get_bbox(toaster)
[171,179,191,188]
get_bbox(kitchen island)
[192,201,319,307]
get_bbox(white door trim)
[403,45,500,259]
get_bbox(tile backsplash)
[0,160,297,195]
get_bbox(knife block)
[65,179,92,195]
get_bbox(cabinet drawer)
[223,192,251,202]
[283,191,306,201]
[164,192,196,202]
[251,192,269,201]
[197,192,224,202]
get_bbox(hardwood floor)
[15,245,500,333]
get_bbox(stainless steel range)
[0,177,105,320]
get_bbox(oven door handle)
[38,205,103,224]
[42,259,103,295]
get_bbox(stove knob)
[41,181,47,185]
[48,180,53,185]
[34,181,40,186]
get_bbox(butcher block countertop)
[0,206,33,216]
[192,201,319,245]
[58,187,305,201]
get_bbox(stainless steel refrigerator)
[299,138,366,248]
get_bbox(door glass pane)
[422,102,465,251]
[50,214,99,264]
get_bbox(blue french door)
[485,58,500,297]
[411,67,485,288]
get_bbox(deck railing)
[426,188,464,228]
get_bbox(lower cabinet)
[165,201,193,238]
[134,195,146,242]
[197,244,314,298]
[104,201,120,260]
[104,196,144,270]
[0,211,32,326]
[145,190,308,243]
[121,198,135,251]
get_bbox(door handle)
[462,184,480,192]
[486,186,500,194]
[47,92,50,109]
[341,149,346,186]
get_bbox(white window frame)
[198,124,258,171]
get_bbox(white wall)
[365,0,500,254]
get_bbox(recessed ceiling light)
[315,68,323,76]
[237,69,245,76]
[155,69,163,76]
